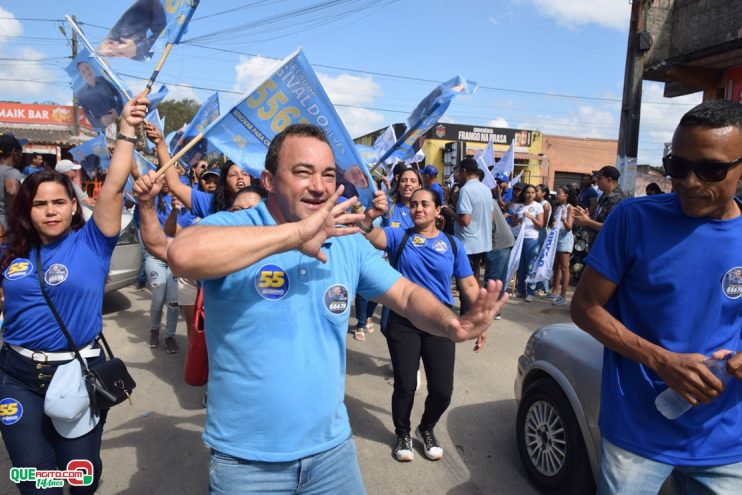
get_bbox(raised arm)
[144,121,193,210]
[168,186,364,279]
[133,171,170,262]
[94,97,148,237]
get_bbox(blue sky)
[0,0,702,166]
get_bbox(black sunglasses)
[662,154,742,182]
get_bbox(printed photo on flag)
[98,0,166,60]
[64,48,128,131]
[171,93,220,170]
[69,134,110,179]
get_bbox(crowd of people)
[0,96,740,494]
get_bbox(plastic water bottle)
[655,356,732,420]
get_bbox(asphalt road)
[0,284,575,494]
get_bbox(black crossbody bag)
[36,248,136,414]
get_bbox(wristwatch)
[116,133,137,144]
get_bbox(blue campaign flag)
[144,109,164,153]
[64,47,131,132]
[125,151,158,203]
[203,49,377,206]
[69,134,110,178]
[147,85,168,110]
[98,0,199,61]
[171,92,219,171]
[379,76,477,165]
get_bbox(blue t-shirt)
[22,165,44,176]
[586,194,742,466]
[2,219,119,350]
[191,189,214,218]
[382,200,413,229]
[384,227,471,306]
[154,194,196,230]
[430,182,445,205]
[577,186,598,209]
[198,201,401,461]
[455,178,493,255]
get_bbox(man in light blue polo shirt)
[169,124,506,495]
[449,158,493,314]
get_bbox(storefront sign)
[0,103,92,128]
[427,123,533,147]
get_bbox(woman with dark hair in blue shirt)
[0,97,148,494]
[361,187,487,463]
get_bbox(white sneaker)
[416,427,443,460]
[393,435,414,462]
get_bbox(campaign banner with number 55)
[203,48,376,206]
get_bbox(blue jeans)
[355,294,378,330]
[0,345,106,495]
[484,247,512,297]
[598,438,742,495]
[145,253,179,337]
[209,437,366,495]
[137,230,148,286]
[516,238,539,296]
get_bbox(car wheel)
[516,378,595,493]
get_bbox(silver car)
[514,323,603,494]
[106,210,142,293]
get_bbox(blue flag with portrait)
[64,47,131,132]
[383,76,477,163]
[69,133,110,178]
[203,49,376,206]
[98,0,200,61]
[124,151,158,203]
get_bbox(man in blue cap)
[420,165,444,205]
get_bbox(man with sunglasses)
[571,98,742,494]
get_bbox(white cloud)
[528,105,618,139]
[232,55,283,94]
[230,55,385,136]
[0,7,22,36]
[0,9,64,101]
[488,117,510,128]
[528,0,631,31]
[637,81,702,165]
[163,83,200,103]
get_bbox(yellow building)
[356,123,546,183]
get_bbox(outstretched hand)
[446,280,508,342]
[295,185,365,263]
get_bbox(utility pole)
[616,0,648,195]
[69,16,79,137]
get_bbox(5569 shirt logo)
[255,264,289,300]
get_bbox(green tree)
[157,99,200,135]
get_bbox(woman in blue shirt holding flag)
[0,97,149,494]
[382,168,422,230]
[361,187,487,463]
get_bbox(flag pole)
[64,15,131,99]
[154,132,204,179]
[141,44,174,96]
[141,0,200,96]
[370,102,442,174]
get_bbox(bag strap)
[443,232,458,259]
[391,228,414,269]
[34,248,113,368]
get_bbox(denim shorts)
[556,229,574,253]
[598,438,742,495]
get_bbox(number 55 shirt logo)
[255,264,289,300]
